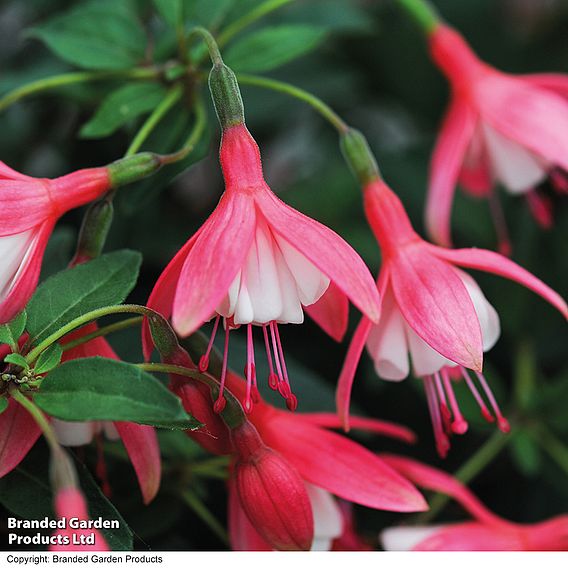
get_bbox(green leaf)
[0,311,26,350]
[34,357,201,429]
[0,398,8,414]
[27,0,146,70]
[4,353,29,370]
[510,429,541,477]
[34,343,63,375]
[26,250,141,346]
[80,83,167,139]
[225,25,327,73]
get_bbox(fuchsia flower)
[178,371,427,551]
[50,487,109,551]
[0,327,161,504]
[0,163,110,323]
[380,455,568,551]
[144,123,381,413]
[426,24,568,252]
[337,178,567,456]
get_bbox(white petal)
[52,419,95,447]
[310,538,334,551]
[271,245,303,324]
[233,282,254,325]
[482,123,548,194]
[274,234,330,306]
[218,271,241,318]
[306,483,343,547]
[0,229,37,301]
[366,287,410,381]
[406,324,456,377]
[236,222,283,325]
[380,526,442,551]
[457,270,501,352]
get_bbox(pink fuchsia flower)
[50,487,110,551]
[217,372,426,551]
[379,454,568,551]
[0,328,161,505]
[426,24,568,252]
[337,178,567,456]
[0,163,111,323]
[144,123,381,413]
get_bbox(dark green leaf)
[26,250,141,346]
[0,398,8,414]
[225,25,327,73]
[0,311,26,350]
[34,357,201,429]
[27,0,146,70]
[34,343,63,375]
[4,353,29,370]
[80,83,167,139]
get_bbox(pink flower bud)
[231,421,314,551]
[50,488,109,551]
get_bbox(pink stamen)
[475,372,510,433]
[526,191,553,229]
[213,325,230,414]
[424,376,450,458]
[263,325,278,390]
[460,367,494,423]
[441,368,468,435]
[199,315,221,372]
[269,322,285,391]
[434,372,452,434]
[489,192,512,257]
[244,324,255,414]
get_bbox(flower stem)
[0,68,159,113]
[217,0,297,47]
[60,316,143,353]
[236,73,348,133]
[135,362,246,430]
[124,84,184,157]
[25,304,157,365]
[181,491,229,545]
[395,0,441,34]
[10,387,59,450]
[159,96,208,165]
[417,430,510,523]
[186,26,224,65]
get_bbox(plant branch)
[217,0,297,47]
[0,68,159,113]
[125,84,184,157]
[236,73,348,133]
[60,316,143,352]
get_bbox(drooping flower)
[50,487,110,551]
[0,163,111,323]
[0,329,161,504]
[380,454,568,551]
[144,122,381,413]
[337,176,567,456]
[426,23,568,251]
[179,370,426,550]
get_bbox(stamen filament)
[441,368,468,434]
[214,325,230,414]
[199,315,221,372]
[424,376,449,458]
[262,325,278,390]
[475,372,510,433]
[460,367,494,423]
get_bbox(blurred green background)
[0,0,566,551]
